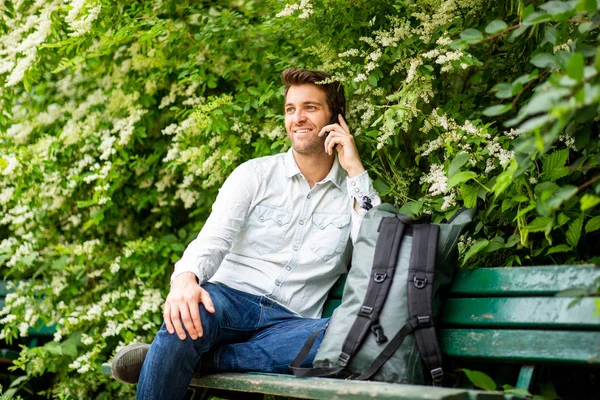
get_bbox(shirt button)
[286,266,292,271]
[259,216,265,221]
[293,246,298,251]
[299,219,305,225]
[351,181,356,186]
[354,188,360,193]
[275,280,281,286]
[307,194,312,199]
[277,220,282,226]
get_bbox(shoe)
[111,342,151,384]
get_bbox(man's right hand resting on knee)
[164,272,215,341]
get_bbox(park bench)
[103,264,600,399]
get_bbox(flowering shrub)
[0,0,598,398]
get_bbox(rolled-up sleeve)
[171,163,255,285]
[346,170,381,243]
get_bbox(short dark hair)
[281,68,346,118]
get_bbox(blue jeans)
[136,283,328,399]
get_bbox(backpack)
[290,204,474,384]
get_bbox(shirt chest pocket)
[310,213,351,261]
[245,205,292,255]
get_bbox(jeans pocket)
[309,213,351,261]
[245,205,291,255]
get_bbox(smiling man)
[112,68,380,400]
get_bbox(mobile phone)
[324,113,340,140]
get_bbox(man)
[113,68,380,399]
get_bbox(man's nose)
[293,109,307,123]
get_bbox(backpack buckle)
[417,315,431,327]
[374,273,387,283]
[339,352,351,367]
[359,305,373,317]
[431,367,444,383]
[370,323,388,344]
[413,276,427,289]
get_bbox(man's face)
[284,84,332,155]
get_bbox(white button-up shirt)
[172,149,380,318]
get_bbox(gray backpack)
[290,204,474,384]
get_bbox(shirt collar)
[284,148,346,189]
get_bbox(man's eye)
[286,108,295,114]
[306,106,316,110]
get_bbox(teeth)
[296,129,310,133]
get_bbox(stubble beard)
[289,133,326,155]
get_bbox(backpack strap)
[408,223,443,385]
[289,327,346,377]
[357,223,442,383]
[337,216,405,365]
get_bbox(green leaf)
[399,200,424,217]
[448,171,478,189]
[373,179,391,196]
[581,194,600,211]
[526,216,553,233]
[485,20,508,34]
[463,239,490,264]
[546,185,578,211]
[530,53,557,69]
[461,368,497,391]
[576,0,597,12]
[506,235,520,248]
[492,83,513,99]
[44,341,63,356]
[542,149,569,179]
[540,1,575,15]
[544,26,558,45]
[566,52,584,81]
[483,104,511,116]
[595,47,600,72]
[585,215,600,233]
[460,184,478,208]
[546,244,572,255]
[518,115,554,133]
[492,160,517,198]
[566,214,584,247]
[448,152,470,178]
[523,11,553,25]
[579,22,595,34]
[460,29,483,43]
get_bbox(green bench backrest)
[322,265,600,365]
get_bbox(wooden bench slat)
[449,265,599,296]
[190,372,508,399]
[441,329,600,364]
[442,297,600,328]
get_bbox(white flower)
[420,164,448,196]
[441,191,457,211]
[353,73,367,82]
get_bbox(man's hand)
[164,272,215,341]
[318,114,365,178]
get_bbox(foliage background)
[0,0,598,398]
